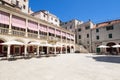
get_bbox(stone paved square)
[0,54,120,80]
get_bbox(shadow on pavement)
[92,56,120,63]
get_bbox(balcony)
[49,36,56,41]
[67,40,71,43]
[28,32,38,38]
[12,29,25,37]
[62,39,66,43]
[0,27,9,35]
[71,41,74,44]
[40,35,47,40]
[56,37,61,41]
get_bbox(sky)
[29,0,120,23]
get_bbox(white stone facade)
[77,21,94,52]
[0,5,75,58]
[61,19,83,33]
[92,20,120,54]
[0,0,29,13]
[32,10,60,26]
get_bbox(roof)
[95,19,120,28]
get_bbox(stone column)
[47,27,49,40]
[8,14,12,35]
[54,46,56,55]
[47,46,49,54]
[37,46,39,56]
[73,34,75,53]
[25,19,28,37]
[60,33,62,54]
[70,44,71,53]
[66,34,67,54]
[54,29,56,55]
[24,45,27,57]
[38,24,40,38]
[7,45,11,58]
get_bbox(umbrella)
[0,41,24,45]
[112,44,120,48]
[112,44,120,54]
[98,45,109,48]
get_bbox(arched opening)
[67,46,70,53]
[62,45,66,54]
[11,40,24,56]
[71,46,74,53]
[56,47,60,54]
[106,42,117,55]
[0,39,7,57]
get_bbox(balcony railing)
[28,32,38,38]
[12,29,25,37]
[0,28,75,43]
[56,37,61,41]
[0,27,9,35]
[71,41,74,44]
[49,36,56,41]
[62,39,66,43]
[67,40,71,43]
[40,35,47,40]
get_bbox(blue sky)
[29,0,120,23]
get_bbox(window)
[96,36,99,40]
[51,17,53,20]
[87,34,89,38]
[2,46,7,53]
[96,29,99,32]
[108,34,112,38]
[85,26,90,30]
[70,25,72,29]
[87,41,89,44]
[43,14,46,17]
[78,28,81,32]
[24,0,26,2]
[55,19,57,22]
[23,5,26,9]
[14,46,20,54]
[79,35,81,39]
[106,25,114,31]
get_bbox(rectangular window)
[2,46,7,53]
[79,35,81,39]
[55,19,57,22]
[87,34,89,38]
[85,26,90,30]
[109,34,112,38]
[14,46,20,55]
[78,28,81,32]
[51,17,53,20]
[23,5,26,9]
[96,36,99,40]
[106,25,114,31]
[70,25,72,29]
[96,29,99,32]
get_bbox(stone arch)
[71,46,74,53]
[12,39,25,43]
[106,42,116,47]
[106,42,116,55]
[0,38,7,42]
[0,38,7,57]
[67,46,70,53]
